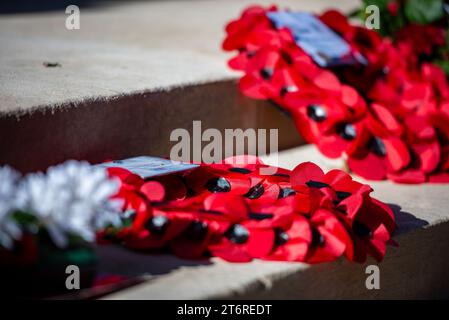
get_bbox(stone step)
[0,0,357,172]
[0,0,358,114]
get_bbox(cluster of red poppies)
[223,6,449,183]
[99,157,396,264]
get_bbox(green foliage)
[435,59,449,74]
[361,0,403,36]
[354,0,449,76]
[404,0,444,24]
[12,210,38,226]
[359,0,445,35]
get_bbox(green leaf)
[363,0,389,10]
[405,0,444,24]
[446,29,449,50]
[12,210,38,226]
[434,59,449,76]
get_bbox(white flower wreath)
[0,160,123,249]
[0,166,22,249]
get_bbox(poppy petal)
[291,162,325,187]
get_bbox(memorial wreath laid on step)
[1,156,396,291]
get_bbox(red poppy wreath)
[99,157,396,264]
[223,5,449,184]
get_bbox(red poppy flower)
[264,213,310,262]
[291,162,371,198]
[338,193,396,262]
[420,64,449,102]
[387,1,399,16]
[123,209,194,251]
[105,168,153,238]
[228,27,296,72]
[184,166,252,196]
[396,24,446,57]
[203,193,294,262]
[304,208,353,264]
[347,105,413,180]
[238,48,293,100]
[222,5,276,52]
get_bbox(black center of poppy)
[247,50,256,58]
[226,224,250,244]
[306,180,330,189]
[337,123,357,141]
[185,220,208,241]
[336,191,352,200]
[244,183,265,199]
[275,229,289,246]
[352,220,373,238]
[311,228,325,247]
[306,104,327,122]
[368,137,387,157]
[228,167,252,174]
[205,177,231,193]
[248,212,274,220]
[145,215,169,235]
[271,173,290,178]
[278,187,297,199]
[333,191,352,205]
[280,85,298,96]
[199,209,222,215]
[260,67,273,80]
[280,50,293,64]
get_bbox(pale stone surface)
[0,0,358,114]
[101,145,449,299]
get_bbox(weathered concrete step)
[0,0,358,115]
[100,145,449,299]
[1,0,359,172]
[0,81,303,173]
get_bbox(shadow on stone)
[96,244,211,277]
[0,0,181,14]
[388,203,429,235]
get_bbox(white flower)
[0,166,22,249]
[17,160,123,248]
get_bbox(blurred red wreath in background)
[223,5,449,184]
